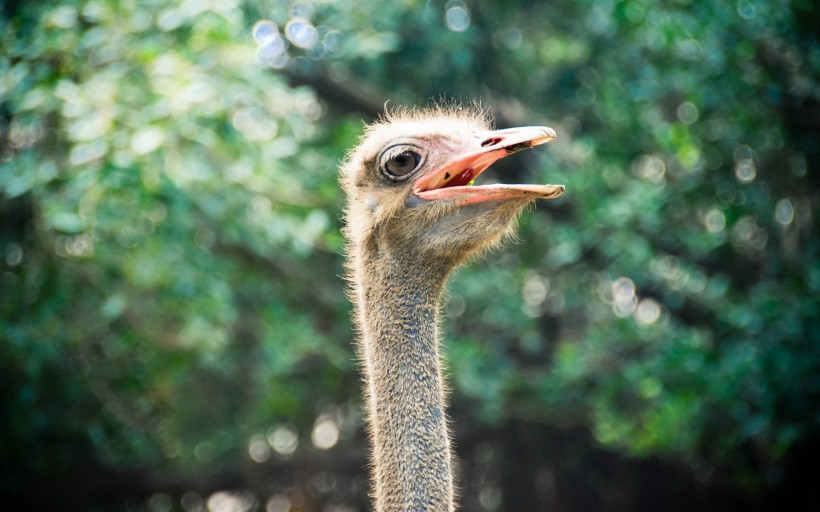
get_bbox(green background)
[1,0,818,510]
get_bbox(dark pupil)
[386,151,419,176]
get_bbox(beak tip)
[533,127,557,145]
[544,184,565,198]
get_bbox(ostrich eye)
[382,151,421,180]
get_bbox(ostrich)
[340,105,564,511]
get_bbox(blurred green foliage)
[1,0,818,509]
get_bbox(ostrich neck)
[354,248,454,512]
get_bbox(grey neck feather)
[354,251,454,512]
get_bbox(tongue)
[441,168,477,189]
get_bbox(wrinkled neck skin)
[351,239,455,512]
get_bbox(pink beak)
[412,126,564,206]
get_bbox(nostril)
[481,137,502,147]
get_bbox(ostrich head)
[341,106,564,271]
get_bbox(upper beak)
[412,126,564,205]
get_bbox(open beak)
[412,126,564,206]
